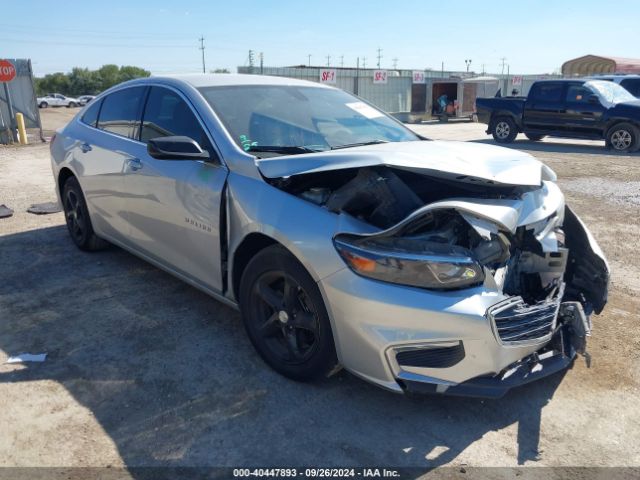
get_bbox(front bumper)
[399,325,577,398]
[318,268,586,396]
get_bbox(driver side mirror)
[147,136,210,161]
[587,94,600,105]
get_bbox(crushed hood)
[256,140,543,186]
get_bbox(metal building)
[562,55,640,76]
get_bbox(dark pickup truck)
[476,79,640,152]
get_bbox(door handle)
[126,158,143,171]
[80,142,92,153]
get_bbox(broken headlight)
[333,236,484,290]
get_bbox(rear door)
[563,83,606,134]
[73,86,147,242]
[523,82,565,130]
[121,85,228,292]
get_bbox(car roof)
[153,73,333,89]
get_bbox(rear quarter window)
[80,98,102,127]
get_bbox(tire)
[525,133,545,141]
[39,101,48,108]
[239,244,338,381]
[606,123,640,153]
[491,116,518,143]
[61,176,108,251]
[68,102,77,108]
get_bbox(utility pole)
[259,52,264,74]
[392,57,398,69]
[198,36,206,73]
[307,54,311,67]
[362,56,367,69]
[482,63,485,75]
[340,55,344,68]
[376,47,383,68]
[248,50,255,68]
[355,57,360,95]
[465,59,472,72]
[500,57,507,76]
[326,54,331,67]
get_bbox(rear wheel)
[62,176,108,251]
[607,123,639,152]
[39,101,48,108]
[239,245,338,381]
[491,116,517,143]
[68,102,77,108]
[525,133,545,141]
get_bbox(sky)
[3,0,640,77]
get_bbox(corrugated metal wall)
[0,59,41,143]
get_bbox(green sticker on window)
[239,134,258,152]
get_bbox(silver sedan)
[50,74,609,397]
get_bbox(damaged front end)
[263,158,609,396]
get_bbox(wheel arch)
[57,167,76,198]
[231,232,280,301]
[490,111,521,131]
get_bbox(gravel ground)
[0,111,639,474]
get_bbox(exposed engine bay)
[269,166,609,320]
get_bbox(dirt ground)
[0,110,638,474]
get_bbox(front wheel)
[607,123,639,152]
[491,117,518,143]
[39,101,48,108]
[239,245,338,381]
[68,102,77,108]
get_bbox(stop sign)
[0,60,16,82]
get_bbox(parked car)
[49,74,609,398]
[37,93,81,108]
[77,95,96,106]
[476,79,640,152]
[588,74,640,98]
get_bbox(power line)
[199,36,206,73]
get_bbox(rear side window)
[620,79,640,97]
[97,86,146,139]
[81,98,102,127]
[529,83,564,102]
[140,86,213,154]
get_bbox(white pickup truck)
[37,93,80,108]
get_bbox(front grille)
[488,295,562,345]
[396,342,465,368]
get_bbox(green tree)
[35,65,150,96]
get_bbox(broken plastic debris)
[27,202,61,215]
[0,204,13,218]
[6,353,47,363]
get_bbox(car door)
[523,82,565,130]
[121,85,228,292]
[74,86,147,242]
[54,94,66,106]
[563,83,606,134]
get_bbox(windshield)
[197,85,419,155]
[586,80,636,105]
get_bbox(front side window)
[97,86,146,139]
[140,87,213,154]
[197,85,418,155]
[565,85,593,103]
[529,83,564,102]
